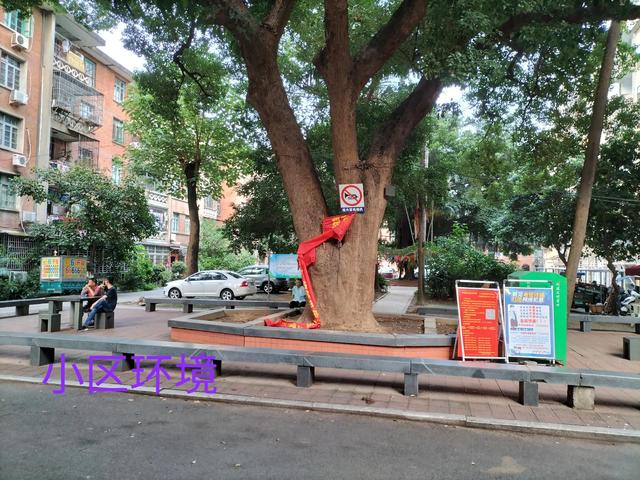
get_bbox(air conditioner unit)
[9,90,28,105]
[170,234,177,242]
[11,32,29,50]
[21,211,36,223]
[61,39,71,53]
[12,154,27,167]
[8,271,28,282]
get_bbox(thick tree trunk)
[565,21,621,308]
[603,258,619,315]
[184,162,201,276]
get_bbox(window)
[0,112,19,150]
[112,118,124,144]
[78,147,93,163]
[185,216,190,234]
[0,174,16,209]
[145,245,169,265]
[4,11,30,36]
[114,78,126,103]
[79,101,94,121]
[112,158,122,185]
[83,57,96,87]
[172,212,179,233]
[0,52,21,90]
[204,195,214,209]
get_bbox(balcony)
[51,70,103,135]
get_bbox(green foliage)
[10,167,157,268]
[119,246,156,291]
[200,221,256,272]
[171,261,187,278]
[426,225,517,299]
[0,271,40,301]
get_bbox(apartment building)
[0,7,226,271]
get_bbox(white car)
[164,270,257,300]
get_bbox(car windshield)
[226,271,242,279]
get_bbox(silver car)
[237,265,289,294]
[164,270,257,300]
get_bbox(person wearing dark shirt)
[81,276,118,330]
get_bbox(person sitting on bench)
[289,279,307,309]
[81,277,117,330]
[80,278,104,313]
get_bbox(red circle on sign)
[341,184,363,206]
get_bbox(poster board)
[503,280,555,362]
[40,257,61,280]
[338,183,365,213]
[269,254,301,279]
[455,280,505,361]
[62,257,87,280]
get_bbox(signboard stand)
[503,279,556,364]
[455,280,506,362]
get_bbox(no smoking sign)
[339,183,365,213]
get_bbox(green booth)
[508,271,567,365]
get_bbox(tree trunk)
[184,162,201,276]
[565,21,621,309]
[603,258,619,315]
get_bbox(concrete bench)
[623,337,640,361]
[0,298,49,317]
[1,332,639,410]
[573,313,640,333]
[96,311,115,329]
[144,297,289,313]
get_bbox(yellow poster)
[41,257,61,280]
[62,257,87,280]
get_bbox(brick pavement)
[0,303,639,434]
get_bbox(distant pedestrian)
[80,278,103,312]
[81,276,117,330]
[289,279,306,309]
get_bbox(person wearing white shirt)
[289,279,306,308]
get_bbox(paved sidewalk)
[373,286,416,315]
[1,303,639,440]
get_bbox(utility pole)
[416,146,429,304]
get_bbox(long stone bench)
[1,331,639,410]
[0,298,49,317]
[144,297,289,313]
[573,313,640,333]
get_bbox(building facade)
[0,7,227,271]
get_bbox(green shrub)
[0,271,41,301]
[171,261,187,278]
[426,225,516,299]
[119,246,156,291]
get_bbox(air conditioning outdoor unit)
[9,90,28,105]
[8,271,28,282]
[11,32,29,50]
[12,154,27,167]
[170,234,177,242]
[21,211,36,223]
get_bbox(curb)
[2,374,639,444]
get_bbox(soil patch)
[197,309,271,323]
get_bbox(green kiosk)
[508,271,567,365]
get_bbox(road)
[1,382,638,480]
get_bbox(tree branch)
[352,0,426,94]
[262,0,297,38]
[205,0,259,45]
[314,0,352,79]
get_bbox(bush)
[425,226,516,299]
[119,246,157,292]
[0,271,41,301]
[171,261,187,278]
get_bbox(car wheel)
[220,289,234,301]
[168,288,182,299]
[261,281,275,294]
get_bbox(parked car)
[164,270,257,300]
[237,265,289,294]
[378,266,398,280]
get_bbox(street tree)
[11,166,156,270]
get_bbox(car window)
[212,273,227,280]
[188,273,204,281]
[239,268,251,275]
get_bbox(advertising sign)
[339,183,365,213]
[455,281,504,360]
[269,254,301,279]
[41,257,61,280]
[62,257,87,280]
[504,286,555,360]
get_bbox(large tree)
[9,0,640,331]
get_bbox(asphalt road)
[1,382,639,480]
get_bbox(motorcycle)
[619,288,640,316]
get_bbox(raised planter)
[169,308,455,359]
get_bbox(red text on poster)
[456,287,501,358]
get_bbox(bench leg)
[635,324,640,335]
[112,352,135,371]
[70,302,83,330]
[518,381,539,407]
[296,366,315,388]
[567,385,595,410]
[145,302,156,312]
[214,359,222,377]
[30,346,55,366]
[580,321,591,333]
[15,305,29,316]
[182,303,193,313]
[403,373,419,396]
